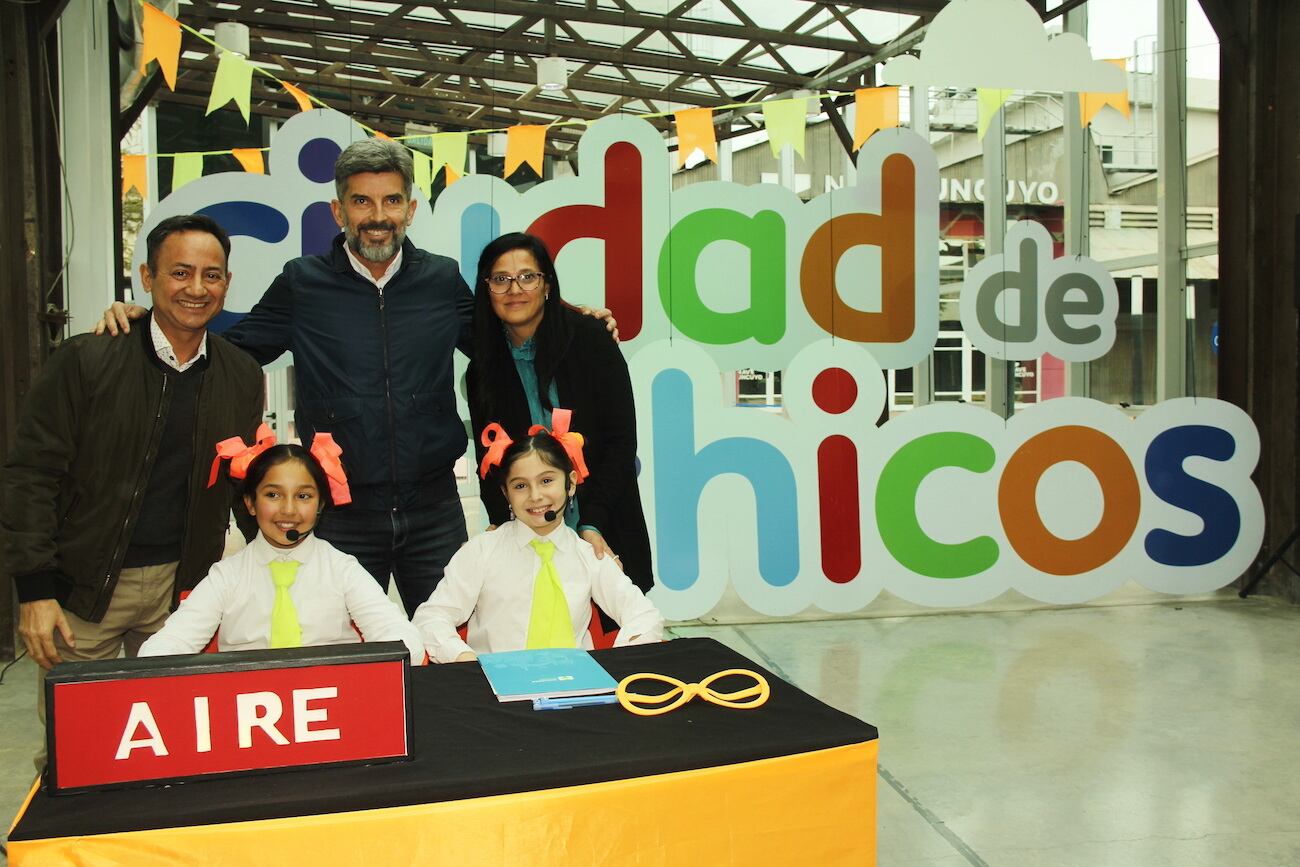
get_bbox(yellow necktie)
[268,560,303,648]
[526,539,575,649]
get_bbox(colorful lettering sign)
[133,112,1262,618]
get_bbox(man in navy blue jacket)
[223,140,474,614]
[106,140,472,615]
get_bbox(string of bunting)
[123,0,1131,198]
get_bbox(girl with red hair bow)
[141,436,422,662]
[412,419,663,663]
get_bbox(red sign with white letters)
[45,646,410,793]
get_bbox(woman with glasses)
[466,232,654,596]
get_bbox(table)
[8,637,879,865]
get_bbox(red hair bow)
[208,423,276,487]
[310,433,352,506]
[478,423,514,479]
[529,408,590,484]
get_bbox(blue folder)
[478,649,619,702]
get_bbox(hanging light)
[537,56,568,91]
[213,22,250,57]
[795,89,821,120]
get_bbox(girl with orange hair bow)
[412,418,663,663]
[141,436,422,662]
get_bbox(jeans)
[316,497,468,616]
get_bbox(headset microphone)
[542,510,557,522]
[285,529,304,543]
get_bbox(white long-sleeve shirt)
[412,520,664,663]
[139,533,423,663]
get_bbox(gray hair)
[333,138,414,201]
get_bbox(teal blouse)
[508,338,591,533]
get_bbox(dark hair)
[472,232,574,418]
[145,214,232,273]
[334,138,414,201]
[492,431,575,490]
[242,444,335,510]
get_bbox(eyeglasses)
[485,272,545,294]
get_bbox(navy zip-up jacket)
[224,234,474,511]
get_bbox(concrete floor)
[3,594,1299,865]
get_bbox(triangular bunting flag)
[505,124,547,177]
[430,132,468,177]
[232,148,265,174]
[674,107,717,168]
[122,155,148,199]
[412,151,433,198]
[444,164,461,186]
[171,152,203,191]
[853,87,899,150]
[140,4,181,91]
[1080,59,1131,127]
[207,51,253,124]
[282,81,313,113]
[374,131,394,142]
[762,96,809,158]
[976,88,1014,140]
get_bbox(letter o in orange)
[998,426,1140,576]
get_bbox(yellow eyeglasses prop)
[616,669,771,716]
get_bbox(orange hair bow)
[528,408,590,484]
[208,423,276,487]
[310,433,352,506]
[478,423,514,479]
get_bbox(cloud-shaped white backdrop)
[882,0,1126,92]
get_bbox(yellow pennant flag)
[853,86,899,150]
[140,4,181,91]
[444,163,461,186]
[505,124,547,177]
[674,107,717,168]
[430,132,469,177]
[207,51,253,124]
[412,151,433,198]
[171,152,203,191]
[1080,59,1131,127]
[763,96,810,158]
[232,148,265,174]
[282,81,313,113]
[976,88,1014,140]
[122,155,148,199]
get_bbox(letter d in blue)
[652,369,799,591]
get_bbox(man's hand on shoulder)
[577,305,619,342]
[19,599,74,669]
[94,302,149,337]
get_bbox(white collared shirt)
[344,242,403,293]
[150,315,207,372]
[139,533,423,663]
[412,520,665,663]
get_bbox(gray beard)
[346,226,405,263]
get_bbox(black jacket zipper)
[97,373,170,618]
[377,290,400,511]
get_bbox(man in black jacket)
[3,214,264,671]
[221,139,473,615]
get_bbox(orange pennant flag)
[1080,59,1131,127]
[444,164,461,186]
[122,155,148,199]
[231,148,265,174]
[140,4,181,91]
[282,81,313,113]
[373,131,394,142]
[674,107,717,168]
[853,87,899,150]
[504,124,547,177]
